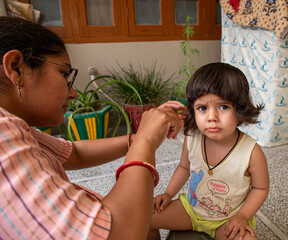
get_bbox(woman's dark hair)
[183,62,264,135]
[0,16,66,68]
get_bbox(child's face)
[193,94,238,141]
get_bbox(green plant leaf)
[64,75,134,140]
[175,15,200,98]
[105,61,174,105]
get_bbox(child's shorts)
[179,193,256,238]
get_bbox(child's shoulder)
[239,131,257,145]
[185,131,201,140]
[185,130,201,138]
[185,131,202,148]
[239,131,266,160]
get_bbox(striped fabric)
[0,108,111,240]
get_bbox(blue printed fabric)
[221,10,288,147]
[220,0,288,39]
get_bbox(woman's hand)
[136,107,182,150]
[158,100,187,122]
[158,100,186,111]
[153,193,172,213]
[224,213,255,240]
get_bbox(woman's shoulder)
[0,107,71,151]
[0,107,30,133]
[31,127,72,158]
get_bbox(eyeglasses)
[30,56,78,91]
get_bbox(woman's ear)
[2,50,24,86]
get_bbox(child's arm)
[224,144,269,240]
[153,137,191,212]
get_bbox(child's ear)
[2,50,24,86]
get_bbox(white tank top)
[186,131,256,221]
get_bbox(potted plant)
[104,61,175,133]
[172,16,200,106]
[61,75,142,141]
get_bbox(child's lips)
[207,127,221,132]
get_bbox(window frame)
[21,0,221,43]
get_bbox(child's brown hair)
[183,62,264,135]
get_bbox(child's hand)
[152,193,172,213]
[224,213,255,240]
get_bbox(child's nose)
[207,109,218,121]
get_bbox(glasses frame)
[30,56,78,91]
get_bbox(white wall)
[66,40,221,90]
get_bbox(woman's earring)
[16,76,23,101]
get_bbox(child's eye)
[198,106,207,111]
[219,105,229,110]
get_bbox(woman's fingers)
[137,108,182,148]
[158,100,186,111]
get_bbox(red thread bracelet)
[116,161,159,187]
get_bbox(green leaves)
[175,15,200,98]
[182,16,194,40]
[105,61,175,105]
[62,75,140,140]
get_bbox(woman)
[0,16,184,240]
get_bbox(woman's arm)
[102,107,182,240]
[63,135,130,170]
[63,101,185,170]
[224,144,269,240]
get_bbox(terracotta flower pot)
[123,104,153,133]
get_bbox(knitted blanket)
[220,0,288,39]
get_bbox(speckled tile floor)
[66,131,288,240]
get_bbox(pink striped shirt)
[0,107,111,240]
